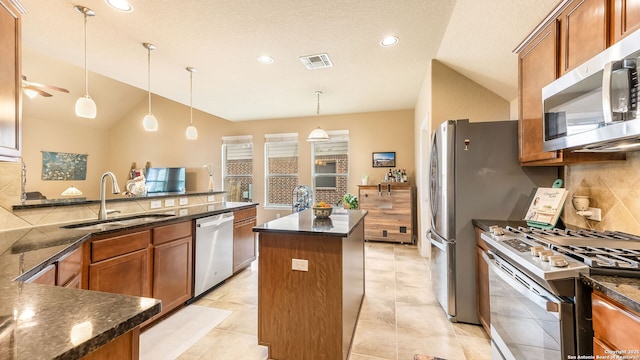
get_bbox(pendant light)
[306,90,330,142]
[185,67,198,140]
[74,5,97,119]
[142,42,158,131]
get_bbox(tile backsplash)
[563,152,640,235]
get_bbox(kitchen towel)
[140,305,231,360]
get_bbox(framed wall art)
[372,152,396,168]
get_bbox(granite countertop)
[253,208,367,237]
[472,219,531,232]
[581,274,640,314]
[0,201,258,359]
[0,281,160,359]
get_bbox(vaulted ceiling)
[19,0,559,128]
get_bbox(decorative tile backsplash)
[563,152,640,235]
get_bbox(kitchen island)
[253,208,367,360]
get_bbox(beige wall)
[431,60,511,130]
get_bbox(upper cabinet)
[0,0,22,161]
[516,0,626,166]
[611,0,640,43]
[558,0,608,75]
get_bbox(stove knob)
[549,255,569,267]
[531,246,545,256]
[540,250,554,261]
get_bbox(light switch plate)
[208,195,215,202]
[165,199,175,207]
[292,258,308,272]
[150,200,162,209]
[179,197,188,205]
[179,209,188,216]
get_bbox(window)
[312,130,349,206]
[222,135,253,202]
[265,133,298,207]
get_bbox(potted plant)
[341,193,358,209]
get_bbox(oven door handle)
[482,250,561,316]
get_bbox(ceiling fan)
[21,75,70,98]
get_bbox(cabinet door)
[519,22,559,164]
[612,0,640,43]
[28,264,56,286]
[558,0,608,75]
[153,236,192,315]
[58,247,82,288]
[233,218,256,273]
[0,0,21,160]
[89,249,151,298]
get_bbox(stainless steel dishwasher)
[193,212,234,298]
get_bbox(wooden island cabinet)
[254,209,366,360]
[592,290,640,356]
[233,206,257,273]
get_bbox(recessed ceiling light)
[105,0,133,12]
[257,55,274,64]
[380,36,399,47]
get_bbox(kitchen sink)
[61,213,175,231]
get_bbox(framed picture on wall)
[372,152,396,168]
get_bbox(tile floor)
[174,241,491,360]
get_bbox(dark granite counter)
[253,208,367,237]
[581,274,640,314]
[0,281,160,359]
[0,201,258,359]
[12,190,227,210]
[472,219,530,232]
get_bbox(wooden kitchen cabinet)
[27,264,56,286]
[151,220,193,322]
[475,227,490,336]
[592,291,640,355]
[558,0,608,75]
[88,230,152,298]
[611,0,640,43]
[358,184,415,243]
[58,246,83,288]
[516,1,625,166]
[0,0,22,161]
[233,206,257,273]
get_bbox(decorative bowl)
[313,206,333,218]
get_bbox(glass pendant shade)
[307,127,330,142]
[186,125,198,139]
[75,95,97,118]
[61,186,84,197]
[143,113,158,131]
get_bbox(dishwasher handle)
[196,213,234,228]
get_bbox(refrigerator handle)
[387,183,391,196]
[378,183,381,196]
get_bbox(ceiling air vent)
[299,53,333,70]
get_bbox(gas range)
[480,225,640,294]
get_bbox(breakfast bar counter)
[253,208,367,360]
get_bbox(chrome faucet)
[98,171,121,220]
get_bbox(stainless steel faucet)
[98,171,121,220]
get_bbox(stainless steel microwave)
[542,29,640,152]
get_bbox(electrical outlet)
[587,207,602,221]
[165,199,175,207]
[179,209,188,216]
[179,197,188,205]
[208,195,215,202]
[292,259,308,272]
[150,200,162,209]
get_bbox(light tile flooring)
[174,242,491,360]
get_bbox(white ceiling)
[19,0,559,127]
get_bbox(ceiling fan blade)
[24,85,53,97]
[21,75,70,95]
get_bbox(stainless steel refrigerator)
[428,119,558,324]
